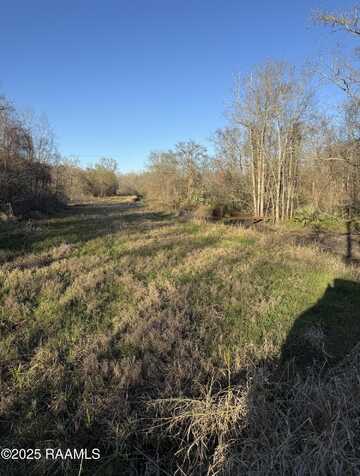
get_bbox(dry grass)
[0,197,359,475]
[150,351,360,475]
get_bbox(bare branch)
[315,7,360,37]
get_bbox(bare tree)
[0,94,64,216]
[231,62,313,221]
[175,141,208,206]
[315,5,360,214]
[314,5,360,98]
[211,127,249,209]
[316,6,360,37]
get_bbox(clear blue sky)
[0,0,354,172]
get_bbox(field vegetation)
[1,196,360,475]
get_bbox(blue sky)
[0,0,355,172]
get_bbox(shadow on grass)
[281,278,360,372]
[289,221,360,266]
[0,201,174,256]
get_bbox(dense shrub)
[293,206,342,227]
[0,96,65,217]
[85,159,118,197]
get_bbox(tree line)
[118,8,360,223]
[2,5,360,223]
[0,98,119,219]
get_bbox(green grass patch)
[1,197,359,475]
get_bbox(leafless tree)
[231,62,313,221]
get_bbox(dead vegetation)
[0,197,359,475]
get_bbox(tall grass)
[0,197,359,475]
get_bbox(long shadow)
[0,201,174,257]
[232,278,360,473]
[346,220,353,263]
[344,219,360,265]
[281,278,360,372]
[290,220,360,266]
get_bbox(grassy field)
[1,197,360,475]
